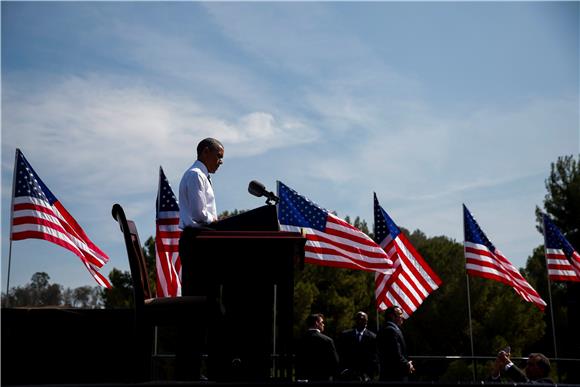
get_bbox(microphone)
[248,180,279,205]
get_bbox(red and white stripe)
[155,210,182,297]
[465,241,546,310]
[546,248,580,282]
[375,233,441,317]
[11,196,111,288]
[281,213,394,274]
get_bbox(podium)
[180,205,305,381]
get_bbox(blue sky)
[2,2,578,291]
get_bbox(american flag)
[463,204,546,311]
[155,166,182,297]
[543,214,580,282]
[10,149,111,288]
[277,181,394,273]
[373,194,442,317]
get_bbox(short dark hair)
[355,311,368,319]
[384,306,402,320]
[196,138,223,158]
[529,353,551,376]
[306,313,323,328]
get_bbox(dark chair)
[111,203,207,381]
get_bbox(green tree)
[143,236,157,296]
[530,154,580,382]
[3,272,63,307]
[535,155,580,245]
[101,268,133,308]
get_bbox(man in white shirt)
[178,137,224,295]
[176,138,224,381]
[179,138,224,229]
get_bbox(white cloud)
[2,74,318,200]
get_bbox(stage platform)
[2,308,576,386]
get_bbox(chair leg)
[132,323,154,382]
[175,323,203,380]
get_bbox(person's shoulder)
[364,330,377,338]
[382,322,398,331]
[316,331,335,343]
[182,163,207,181]
[324,332,335,341]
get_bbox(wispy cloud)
[2,74,318,199]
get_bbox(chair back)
[112,204,153,308]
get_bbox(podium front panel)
[180,230,305,381]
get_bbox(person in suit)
[377,305,415,381]
[492,350,553,384]
[295,313,340,381]
[337,311,379,381]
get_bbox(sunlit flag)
[543,213,580,282]
[373,193,441,317]
[10,149,111,288]
[155,166,182,297]
[463,204,546,311]
[277,181,394,273]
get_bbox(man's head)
[196,138,224,173]
[384,306,404,327]
[306,313,325,332]
[524,353,550,380]
[354,311,368,331]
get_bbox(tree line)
[2,155,578,381]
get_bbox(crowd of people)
[294,308,553,383]
[295,307,415,382]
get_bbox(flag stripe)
[277,182,394,277]
[543,214,580,282]
[374,195,441,317]
[155,167,182,298]
[464,205,545,311]
[10,150,111,288]
[13,197,108,267]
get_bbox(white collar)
[193,159,210,178]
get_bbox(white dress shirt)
[178,160,217,229]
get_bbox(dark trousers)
[177,227,224,380]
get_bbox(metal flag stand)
[541,215,559,360]
[465,274,477,382]
[5,149,20,306]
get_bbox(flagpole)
[465,274,476,382]
[463,205,476,381]
[153,167,163,360]
[272,284,277,377]
[542,218,559,359]
[5,149,20,306]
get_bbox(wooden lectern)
[180,205,305,381]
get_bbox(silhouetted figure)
[295,313,339,381]
[492,350,553,384]
[337,311,378,381]
[377,306,414,381]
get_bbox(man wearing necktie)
[337,311,379,381]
